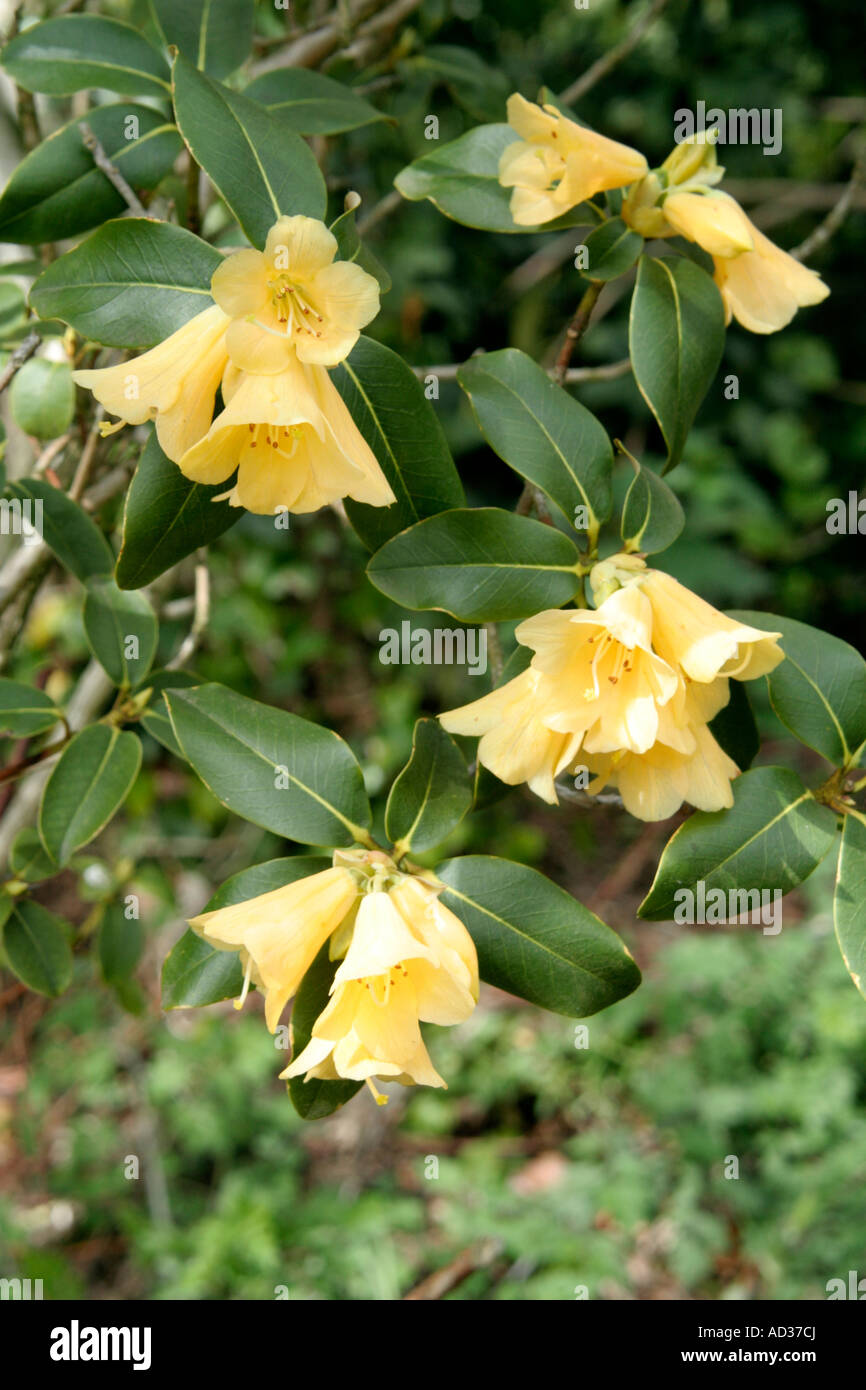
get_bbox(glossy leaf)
[115,430,239,590]
[730,611,866,767]
[39,725,142,866]
[10,360,75,439]
[288,942,363,1119]
[639,766,838,920]
[245,68,388,135]
[581,217,643,281]
[629,254,725,472]
[458,348,612,533]
[367,508,582,623]
[30,218,221,349]
[2,15,171,98]
[0,678,61,738]
[437,855,641,1016]
[834,811,866,1000]
[620,457,685,554]
[150,0,254,79]
[83,578,158,688]
[137,668,199,758]
[385,718,472,853]
[9,828,57,883]
[6,479,114,581]
[707,679,760,773]
[161,856,328,1008]
[98,901,143,984]
[165,684,371,846]
[335,336,464,551]
[172,54,327,248]
[2,898,73,997]
[0,104,181,245]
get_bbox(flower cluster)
[188,850,478,1102]
[73,216,396,517]
[440,555,783,821]
[498,94,829,333]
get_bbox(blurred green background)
[1,0,864,1299]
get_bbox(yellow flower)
[72,303,230,462]
[441,584,681,804]
[188,865,358,1032]
[636,565,783,683]
[282,877,478,1098]
[498,93,648,226]
[583,679,740,820]
[176,354,396,515]
[210,214,380,371]
[711,216,830,333]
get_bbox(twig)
[484,624,504,684]
[166,556,209,670]
[79,122,146,216]
[789,144,866,261]
[0,731,73,786]
[251,0,388,74]
[0,332,40,396]
[553,281,605,383]
[559,0,671,106]
[68,424,102,502]
[404,1238,504,1300]
[356,188,403,237]
[410,357,631,384]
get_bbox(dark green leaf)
[367,508,582,623]
[165,684,371,846]
[581,217,643,281]
[9,828,57,883]
[707,679,760,772]
[150,0,254,79]
[39,724,142,865]
[115,430,239,589]
[6,479,113,581]
[83,578,158,687]
[0,678,61,738]
[834,811,866,1000]
[730,611,866,767]
[629,254,725,472]
[0,104,181,245]
[335,335,464,551]
[437,855,641,1016]
[2,15,171,98]
[330,201,391,293]
[171,53,327,248]
[245,68,388,135]
[30,218,221,349]
[639,766,838,920]
[138,669,198,757]
[457,348,612,534]
[385,718,472,853]
[620,457,685,554]
[288,942,362,1118]
[98,900,143,984]
[2,898,72,996]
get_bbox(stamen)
[98,418,126,438]
[233,955,253,1011]
[366,1078,389,1106]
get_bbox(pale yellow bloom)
[711,216,830,333]
[188,866,357,1032]
[660,189,754,257]
[176,354,396,515]
[211,214,380,370]
[283,877,478,1095]
[498,93,647,226]
[637,566,783,683]
[72,303,229,461]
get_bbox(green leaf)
[83,578,158,688]
[2,15,171,98]
[10,359,74,439]
[401,44,508,123]
[245,68,388,135]
[98,901,143,984]
[0,678,61,738]
[834,811,866,1000]
[457,348,612,534]
[30,218,221,349]
[115,429,239,590]
[136,668,198,757]
[288,942,362,1119]
[6,479,114,581]
[39,725,142,866]
[150,0,254,79]
[164,684,371,846]
[9,828,57,883]
[394,124,592,234]
[629,254,725,472]
[730,611,866,767]
[639,766,838,920]
[0,282,27,337]
[330,202,391,293]
[171,53,327,248]
[385,718,472,854]
[162,855,329,1007]
[437,855,641,1016]
[707,679,759,772]
[0,104,182,245]
[367,508,582,623]
[581,218,643,281]
[620,457,685,554]
[2,899,73,996]
[335,335,464,551]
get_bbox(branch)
[79,122,146,216]
[553,280,605,384]
[790,144,866,261]
[166,556,209,670]
[251,0,392,74]
[403,1239,504,1300]
[410,357,631,384]
[559,0,671,106]
[0,331,40,396]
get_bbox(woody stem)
[554,280,604,385]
